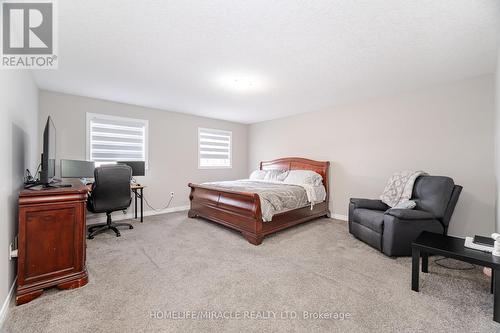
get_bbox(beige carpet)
[3,211,499,332]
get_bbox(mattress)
[201,180,326,222]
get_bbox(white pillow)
[264,169,288,182]
[249,170,267,180]
[278,172,289,181]
[284,170,323,186]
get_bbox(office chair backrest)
[89,164,132,213]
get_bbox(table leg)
[492,269,495,294]
[134,189,138,219]
[140,188,143,223]
[421,252,428,273]
[494,269,500,323]
[412,247,420,292]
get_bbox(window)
[198,128,232,168]
[86,113,148,168]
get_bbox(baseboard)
[332,213,348,221]
[0,276,17,329]
[86,204,346,223]
[86,205,190,224]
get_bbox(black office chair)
[87,164,134,239]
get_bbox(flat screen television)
[39,116,56,185]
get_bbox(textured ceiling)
[33,0,500,123]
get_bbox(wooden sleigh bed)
[188,157,330,245]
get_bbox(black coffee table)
[412,231,500,323]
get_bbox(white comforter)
[202,179,326,222]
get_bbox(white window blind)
[86,113,148,167]
[198,128,232,168]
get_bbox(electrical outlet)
[170,192,174,197]
[9,239,18,260]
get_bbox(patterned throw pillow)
[392,200,416,209]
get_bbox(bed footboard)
[188,183,265,244]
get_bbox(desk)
[131,184,145,222]
[17,179,88,305]
[86,183,146,222]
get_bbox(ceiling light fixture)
[216,73,269,93]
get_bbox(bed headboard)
[260,157,330,195]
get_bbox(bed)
[188,157,330,245]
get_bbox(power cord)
[142,194,173,212]
[24,163,41,185]
[24,169,35,184]
[33,163,41,180]
[433,256,475,270]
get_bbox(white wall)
[0,72,39,318]
[496,49,500,232]
[249,75,495,237]
[39,91,248,217]
[37,75,496,237]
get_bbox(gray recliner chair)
[348,176,462,256]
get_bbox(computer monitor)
[60,159,96,179]
[117,161,145,176]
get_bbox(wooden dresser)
[17,180,89,305]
